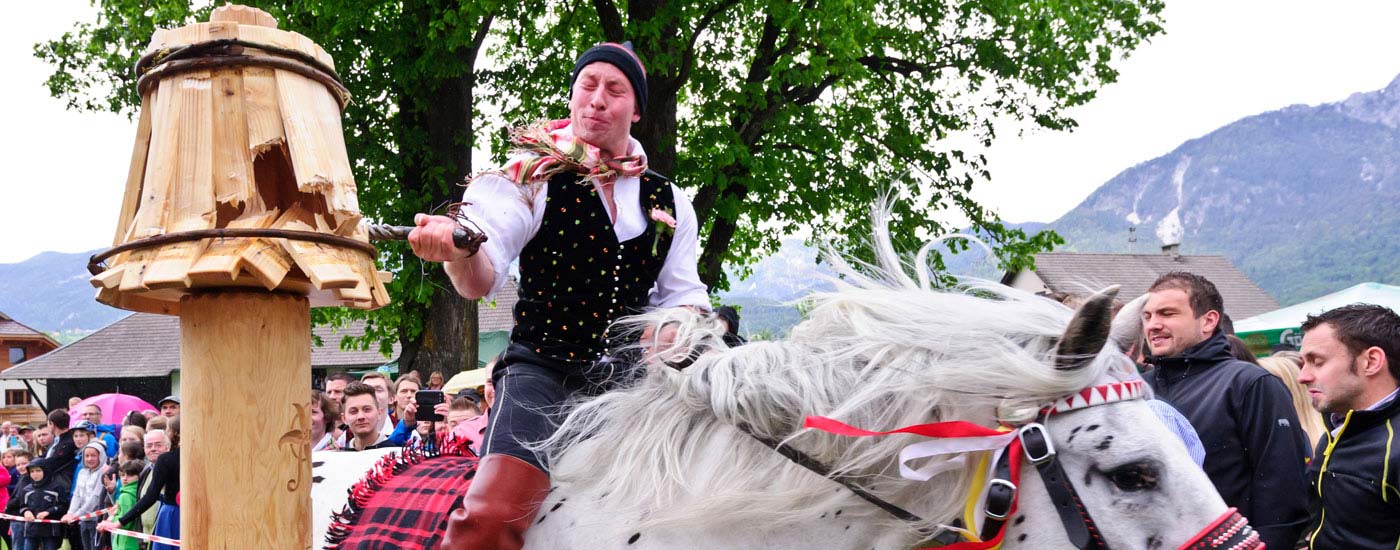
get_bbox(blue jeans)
[24,537,58,550]
[79,519,101,550]
[8,521,26,550]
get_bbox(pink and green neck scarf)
[501,119,647,186]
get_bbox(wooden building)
[0,278,519,410]
[0,312,60,423]
[1002,247,1279,321]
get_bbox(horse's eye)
[1105,462,1159,492]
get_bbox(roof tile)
[1016,253,1280,320]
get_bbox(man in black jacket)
[41,409,77,488]
[1298,304,1400,549]
[1142,272,1310,549]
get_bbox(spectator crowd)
[0,270,1389,549]
[312,368,487,454]
[0,396,179,550]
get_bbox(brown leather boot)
[441,454,551,550]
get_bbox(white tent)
[1235,283,1400,348]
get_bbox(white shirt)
[458,134,709,309]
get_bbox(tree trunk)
[413,290,478,379]
[396,14,494,379]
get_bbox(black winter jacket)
[19,476,68,539]
[44,432,78,488]
[1303,391,1400,549]
[1145,330,1312,549]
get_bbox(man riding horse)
[409,42,710,549]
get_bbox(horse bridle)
[740,380,1264,550]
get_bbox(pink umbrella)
[69,393,158,425]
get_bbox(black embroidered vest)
[511,171,677,367]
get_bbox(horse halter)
[789,380,1265,550]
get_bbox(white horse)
[514,227,1254,549]
[313,222,1259,549]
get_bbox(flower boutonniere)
[650,207,677,256]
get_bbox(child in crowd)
[63,442,108,550]
[3,447,17,493]
[19,458,67,550]
[115,441,143,469]
[7,451,32,548]
[110,460,144,550]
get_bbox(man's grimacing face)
[568,61,639,154]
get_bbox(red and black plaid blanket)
[325,437,479,549]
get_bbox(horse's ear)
[1056,286,1119,370]
[1109,293,1148,352]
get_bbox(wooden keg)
[91,3,388,314]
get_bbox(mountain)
[716,238,829,338]
[0,249,126,333]
[1045,75,1400,305]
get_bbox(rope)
[0,506,183,547]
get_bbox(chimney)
[1161,242,1181,260]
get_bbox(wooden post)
[181,292,311,548]
[93,5,387,546]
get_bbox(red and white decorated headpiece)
[1042,379,1147,415]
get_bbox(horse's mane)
[539,211,1115,536]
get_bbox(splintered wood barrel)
[88,5,388,548]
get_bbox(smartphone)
[415,390,445,422]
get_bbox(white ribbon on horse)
[804,416,1018,483]
[896,431,1017,481]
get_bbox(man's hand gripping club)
[408,214,496,300]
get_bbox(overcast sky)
[3,1,1399,263]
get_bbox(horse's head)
[1000,289,1258,550]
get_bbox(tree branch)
[857,55,952,77]
[592,0,625,43]
[772,142,841,164]
[783,72,840,105]
[677,0,742,86]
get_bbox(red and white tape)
[0,507,181,546]
[108,526,181,547]
[0,505,114,524]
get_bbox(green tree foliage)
[36,0,504,377]
[489,0,1163,287]
[37,0,1163,372]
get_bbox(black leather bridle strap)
[1021,423,1109,550]
[733,422,930,525]
[978,450,1017,541]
